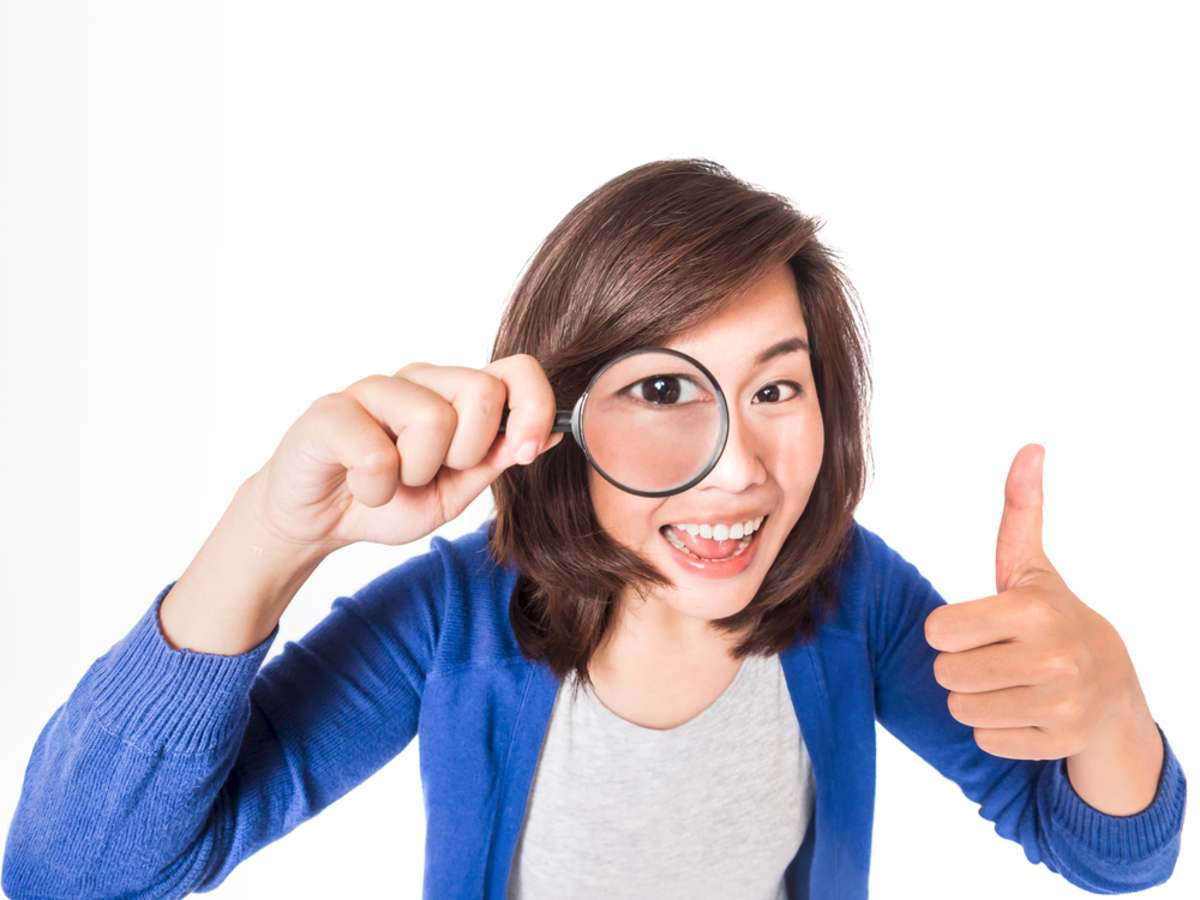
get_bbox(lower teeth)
[662,526,754,561]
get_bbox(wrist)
[1065,680,1163,817]
[157,479,328,656]
[231,474,337,571]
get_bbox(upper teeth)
[669,516,765,541]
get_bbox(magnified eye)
[621,373,705,406]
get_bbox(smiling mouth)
[658,515,769,561]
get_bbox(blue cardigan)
[2,518,1187,897]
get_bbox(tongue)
[664,525,742,560]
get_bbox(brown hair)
[486,159,873,692]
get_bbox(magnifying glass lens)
[581,350,724,495]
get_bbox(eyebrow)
[754,336,810,367]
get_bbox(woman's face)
[588,261,825,647]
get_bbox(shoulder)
[822,520,943,650]
[336,517,523,682]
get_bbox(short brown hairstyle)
[487,159,873,692]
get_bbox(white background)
[2,1,1196,897]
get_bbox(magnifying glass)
[497,347,730,497]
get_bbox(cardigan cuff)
[1040,720,1186,865]
[87,579,279,755]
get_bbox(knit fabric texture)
[2,518,1187,897]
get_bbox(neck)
[594,587,743,672]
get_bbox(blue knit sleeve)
[865,528,1186,894]
[2,542,450,898]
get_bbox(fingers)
[314,353,560,513]
[478,353,560,463]
[297,389,416,507]
[933,641,1057,694]
[342,374,457,488]
[392,362,509,470]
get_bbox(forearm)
[3,583,279,896]
[159,476,328,655]
[6,480,334,895]
[1065,682,1165,817]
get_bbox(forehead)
[664,264,808,364]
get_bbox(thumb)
[435,431,563,514]
[996,443,1050,593]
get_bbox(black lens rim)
[574,346,731,498]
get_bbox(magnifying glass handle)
[497,409,574,434]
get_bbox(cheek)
[767,415,824,491]
[587,468,656,544]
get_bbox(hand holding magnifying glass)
[498,347,731,498]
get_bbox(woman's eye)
[752,381,802,404]
[622,373,704,406]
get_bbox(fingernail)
[516,440,539,464]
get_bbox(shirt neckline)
[569,652,760,737]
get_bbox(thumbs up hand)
[923,444,1146,762]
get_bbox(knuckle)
[972,727,987,751]
[394,360,428,378]
[1055,696,1082,722]
[1020,592,1050,624]
[932,654,950,687]
[923,611,942,647]
[360,447,395,469]
[356,373,393,391]
[1042,651,1077,679]
[309,392,344,416]
[946,691,965,718]
[475,374,508,416]
[412,399,456,432]
[518,353,550,381]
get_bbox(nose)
[692,407,767,494]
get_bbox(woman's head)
[488,159,872,688]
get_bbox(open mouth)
[658,514,769,561]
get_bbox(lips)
[659,515,767,560]
[657,519,765,579]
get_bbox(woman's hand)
[924,444,1153,767]
[244,353,565,557]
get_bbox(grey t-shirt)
[508,650,815,899]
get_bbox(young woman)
[3,160,1185,898]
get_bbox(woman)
[2,160,1185,898]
